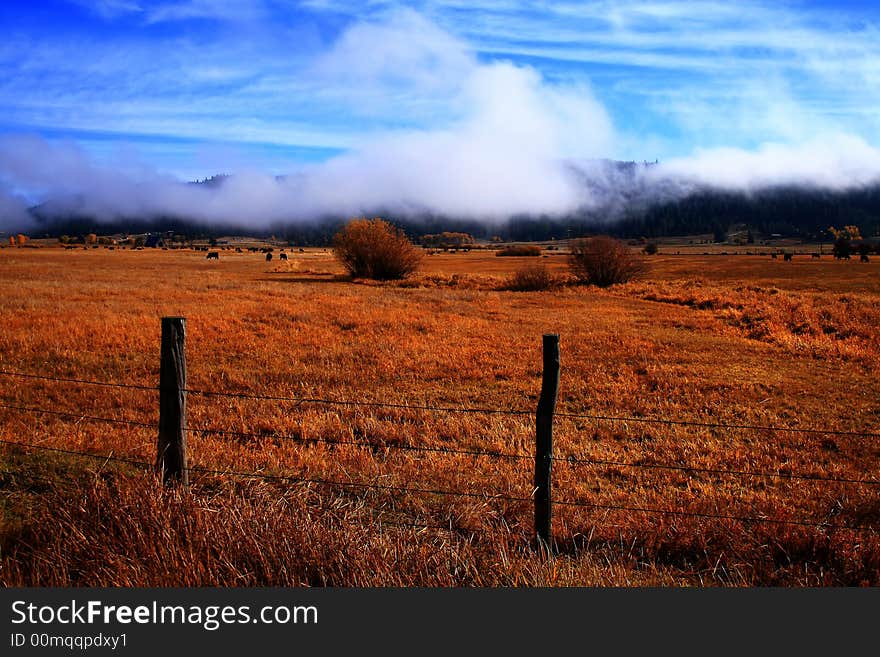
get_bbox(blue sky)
[1,1,880,223]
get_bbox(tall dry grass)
[0,248,878,586]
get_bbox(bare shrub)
[495,245,542,257]
[503,262,558,291]
[568,235,648,286]
[332,218,423,280]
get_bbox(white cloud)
[291,59,614,219]
[654,134,880,192]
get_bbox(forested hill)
[503,185,880,243]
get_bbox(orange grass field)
[1,245,879,586]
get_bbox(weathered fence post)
[157,317,188,486]
[534,333,559,549]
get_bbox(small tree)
[332,218,422,280]
[568,235,648,287]
[643,241,658,255]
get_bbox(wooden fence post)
[157,317,188,486]
[534,333,560,548]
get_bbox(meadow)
[0,244,878,586]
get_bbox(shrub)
[332,218,422,280]
[495,245,542,257]
[832,237,851,260]
[568,235,648,287]
[643,242,659,255]
[503,262,558,291]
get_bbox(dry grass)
[1,247,879,586]
[495,245,543,257]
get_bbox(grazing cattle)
[235,247,242,253]
[279,252,288,261]
[811,253,820,259]
[771,253,777,259]
[783,253,792,261]
[265,252,273,262]
[206,251,219,260]
[861,254,870,262]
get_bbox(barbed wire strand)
[0,438,154,470]
[555,411,880,439]
[551,497,877,532]
[0,402,155,430]
[184,386,532,416]
[185,464,878,533]
[1,368,877,438]
[0,369,156,392]
[187,424,530,460]
[1,438,876,533]
[557,454,880,486]
[1,402,874,486]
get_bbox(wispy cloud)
[67,0,143,20]
[67,0,265,23]
[143,0,267,24]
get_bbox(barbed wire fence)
[0,317,878,547]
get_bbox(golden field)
[1,244,878,586]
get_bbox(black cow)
[206,251,219,260]
[861,254,870,262]
[279,252,288,261]
[783,253,792,261]
[265,252,273,262]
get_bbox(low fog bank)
[3,133,880,240]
